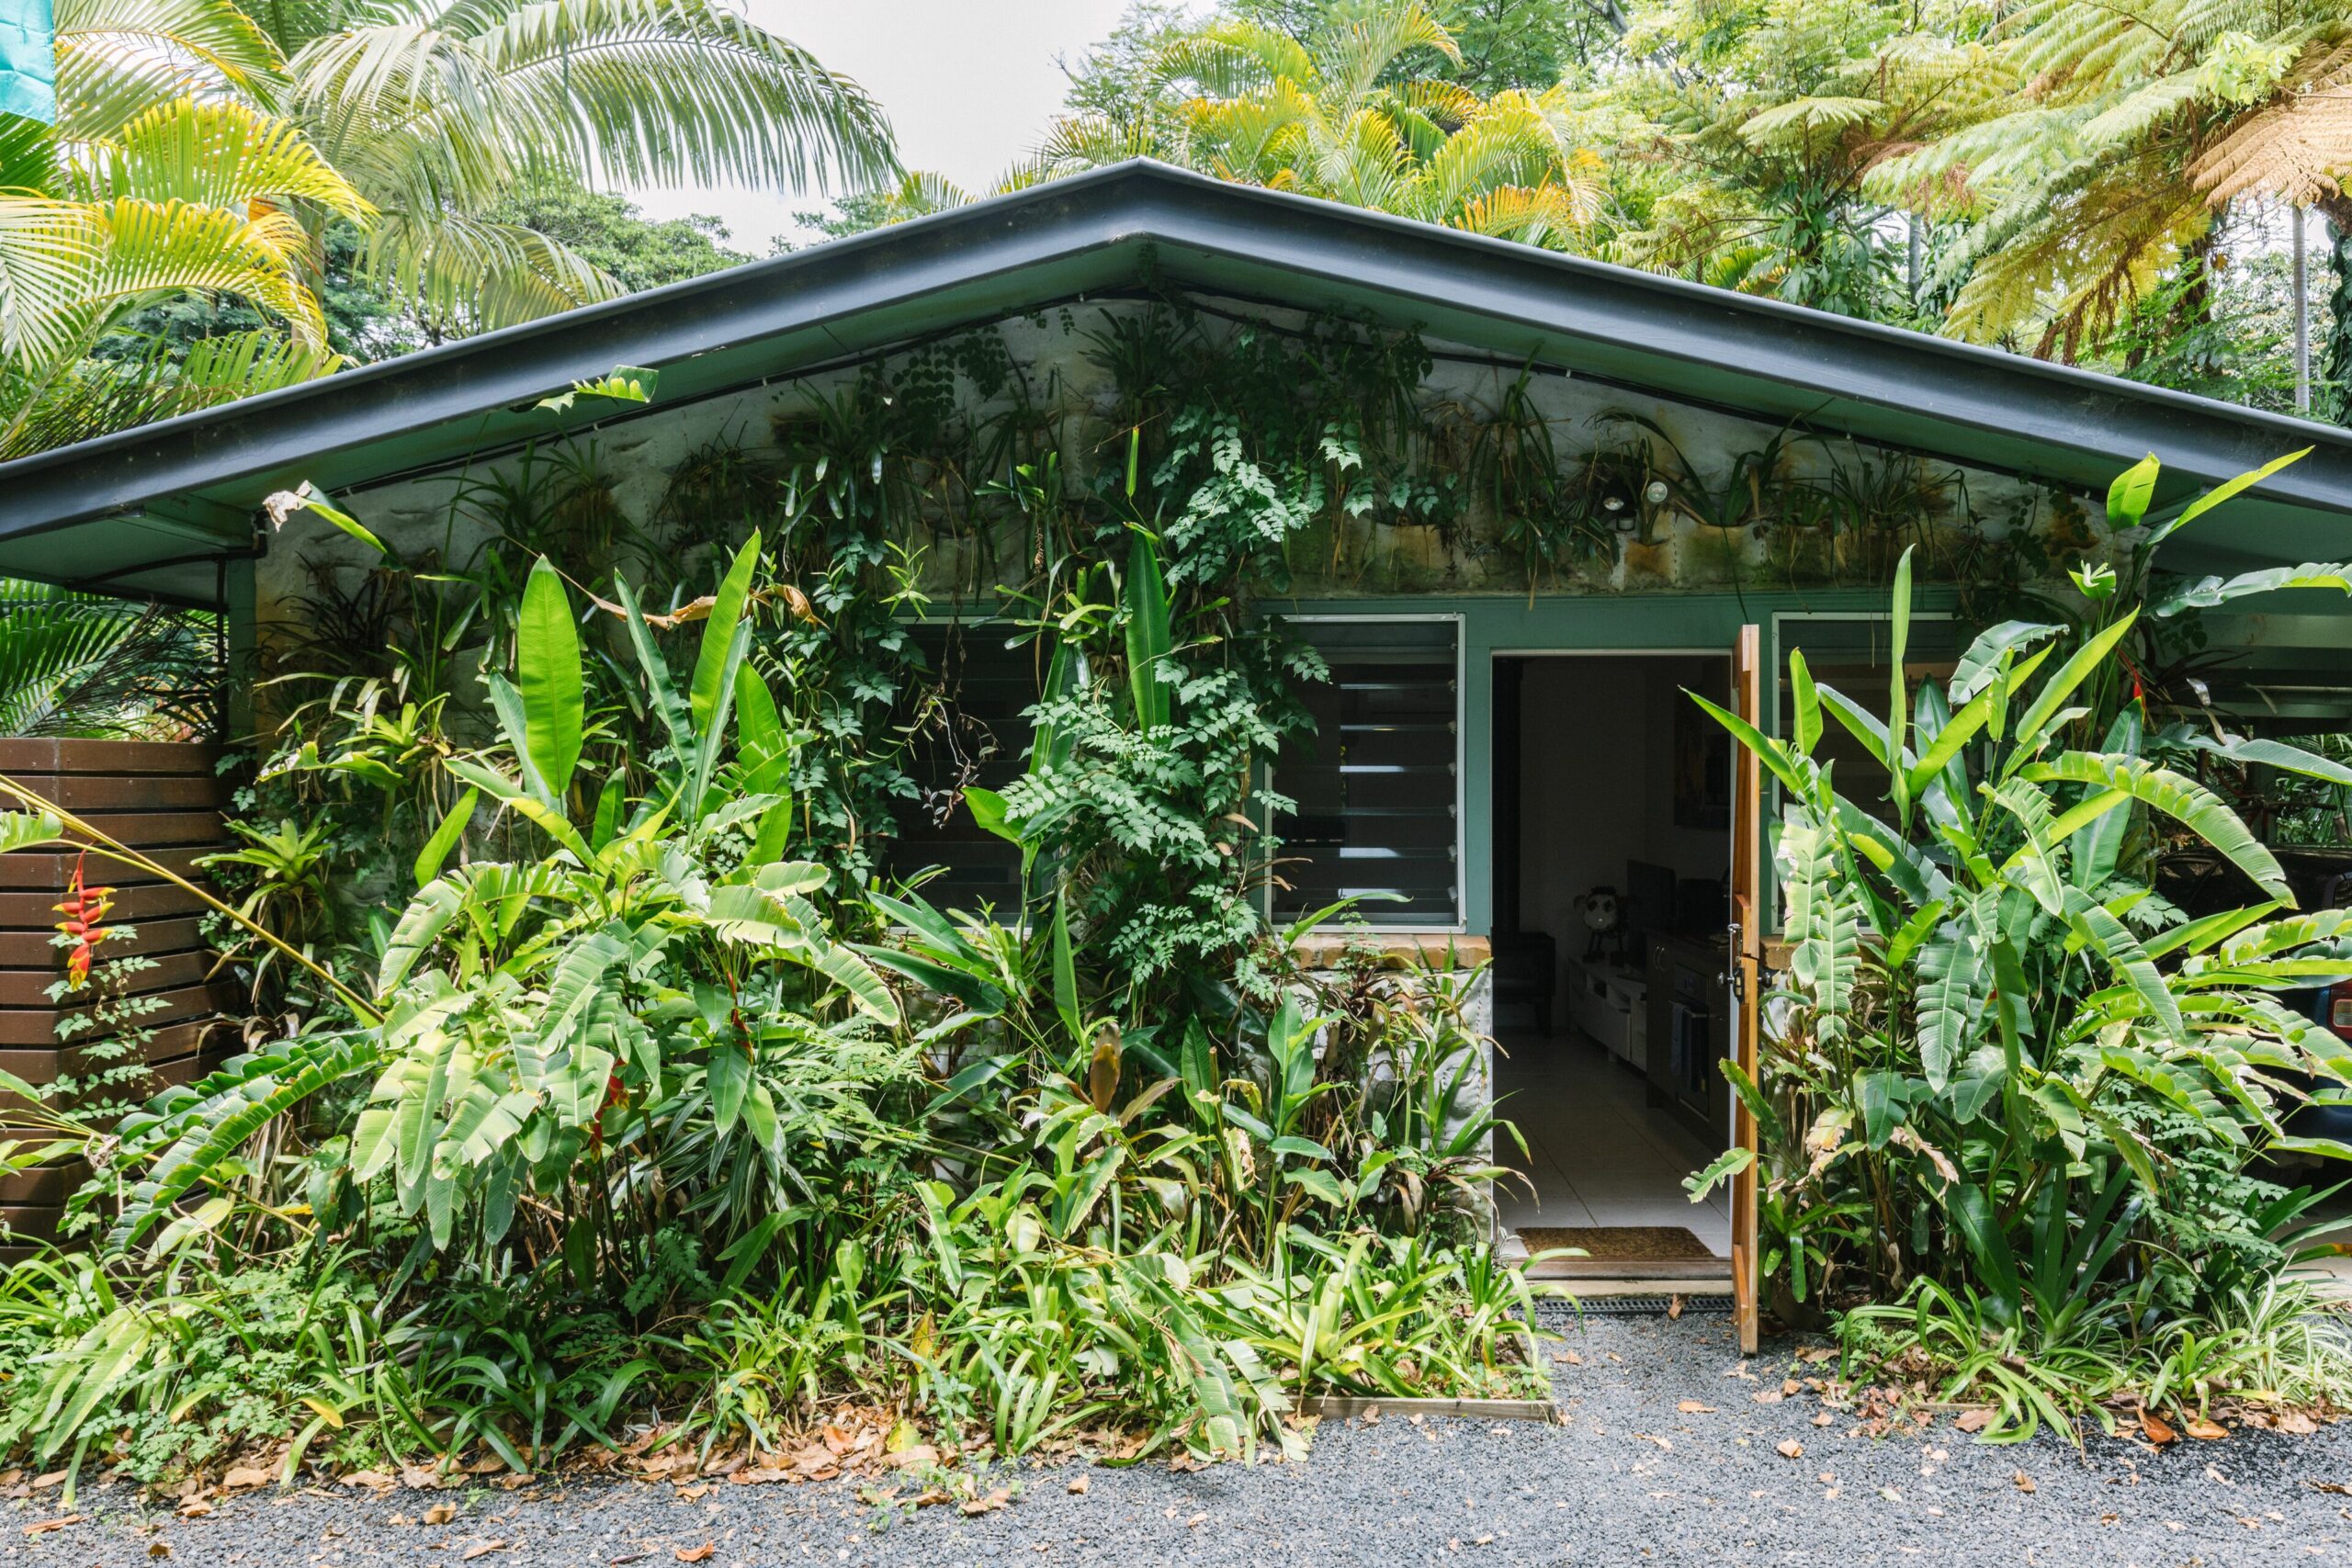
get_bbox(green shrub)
[1693,452,2352,1436]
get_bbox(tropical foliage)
[1009,0,2349,412]
[0,305,1543,1489]
[1865,0,2352,367]
[0,540,1535,1478]
[1045,0,1608,243]
[0,0,893,456]
[0,580,218,738]
[1693,452,2352,1438]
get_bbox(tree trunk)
[2316,196,2352,425]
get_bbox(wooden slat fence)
[0,739,236,1247]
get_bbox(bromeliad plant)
[1692,453,2352,1438]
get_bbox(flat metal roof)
[5,159,2350,604]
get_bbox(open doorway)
[1491,652,1735,1280]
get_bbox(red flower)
[52,852,118,988]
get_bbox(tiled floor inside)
[1494,1027,1732,1259]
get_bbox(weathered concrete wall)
[260,299,2106,636]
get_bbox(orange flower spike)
[52,852,119,988]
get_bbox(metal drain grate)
[1536,1294,1734,1320]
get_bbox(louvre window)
[1272,618,1460,926]
[883,621,1036,909]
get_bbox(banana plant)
[1690,454,2352,1337]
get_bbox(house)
[6,161,2351,1333]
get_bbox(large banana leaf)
[689,531,762,732]
[108,1030,385,1250]
[2020,753,2288,901]
[514,557,583,802]
[1124,530,1174,733]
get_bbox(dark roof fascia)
[1118,182,2352,547]
[0,164,1170,547]
[6,160,2351,567]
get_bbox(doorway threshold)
[1524,1257,1733,1283]
[1546,1277,1735,1299]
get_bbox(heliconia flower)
[52,851,118,989]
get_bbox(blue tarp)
[0,0,55,124]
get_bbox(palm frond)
[1,329,341,459]
[74,97,370,218]
[363,209,617,333]
[52,0,290,137]
[293,0,897,203]
[0,580,218,739]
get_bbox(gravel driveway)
[18,1305,2352,1567]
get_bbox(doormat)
[1517,1226,1718,1261]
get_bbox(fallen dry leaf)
[2277,1411,2319,1436]
[1811,1412,1834,1428]
[2013,1472,2036,1495]
[1559,1350,1581,1366]
[30,1471,65,1491]
[1954,1409,1995,1434]
[149,1542,172,1560]
[1677,1401,1715,1415]
[1776,1440,1804,1460]
[23,1516,82,1537]
[175,1500,213,1519]
[461,1541,509,1561]
[221,1466,273,1492]
[340,1471,396,1491]
[1667,1295,1684,1320]
[961,1487,1012,1517]
[1185,1512,1207,1528]
[728,1468,788,1486]
[2187,1416,2230,1441]
[1068,1474,1090,1495]
[673,1544,716,1564]
[2141,1410,2178,1446]
[423,1503,457,1527]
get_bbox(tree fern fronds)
[2189,40,2352,206]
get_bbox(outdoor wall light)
[1643,479,1669,505]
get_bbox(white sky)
[626,0,1141,254]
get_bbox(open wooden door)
[1729,625,1764,1354]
